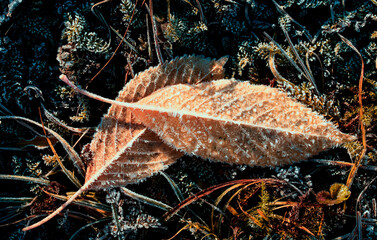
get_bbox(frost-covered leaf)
[132,79,355,166]
[27,56,354,231]
[84,55,228,189]
[23,55,228,231]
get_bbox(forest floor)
[1,0,377,239]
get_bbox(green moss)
[62,13,109,53]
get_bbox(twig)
[312,159,377,172]
[195,0,206,24]
[0,174,50,186]
[120,187,172,211]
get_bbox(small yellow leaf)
[316,183,351,205]
[330,183,351,202]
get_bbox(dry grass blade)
[268,51,294,85]
[38,108,82,188]
[0,174,50,186]
[281,28,319,95]
[264,30,320,95]
[120,187,172,211]
[147,0,164,63]
[0,116,85,180]
[43,191,111,212]
[0,214,46,228]
[355,175,377,238]
[160,172,207,225]
[160,172,184,201]
[43,106,92,134]
[338,34,366,188]
[238,201,264,229]
[313,159,377,171]
[211,183,243,231]
[264,33,307,80]
[163,179,287,222]
[0,102,43,137]
[87,0,139,86]
[0,197,34,203]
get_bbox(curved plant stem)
[339,34,366,188]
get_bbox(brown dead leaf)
[132,79,355,166]
[25,55,355,231]
[84,55,228,189]
[23,55,228,231]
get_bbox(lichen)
[119,0,144,29]
[163,13,209,53]
[62,13,109,53]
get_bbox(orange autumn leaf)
[83,55,228,189]
[132,79,355,166]
[25,55,355,231]
[23,55,228,231]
